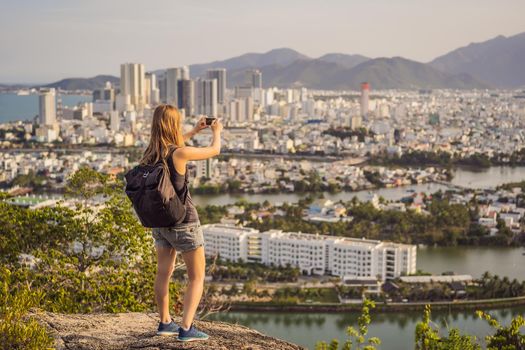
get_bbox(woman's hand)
[211,119,223,134]
[193,116,208,133]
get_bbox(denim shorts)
[151,222,204,253]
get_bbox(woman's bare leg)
[154,246,177,323]
[180,246,206,329]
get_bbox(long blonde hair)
[140,104,184,166]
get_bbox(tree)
[415,305,480,350]
[0,167,176,314]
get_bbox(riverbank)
[210,304,525,350]
[229,295,525,313]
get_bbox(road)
[1,146,368,164]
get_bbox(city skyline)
[1,0,524,83]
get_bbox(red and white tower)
[360,82,370,118]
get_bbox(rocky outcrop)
[34,312,304,350]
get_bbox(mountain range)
[43,75,119,91]
[36,31,525,90]
[430,32,525,88]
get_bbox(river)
[209,246,524,349]
[417,246,524,280]
[209,306,525,349]
[203,166,525,349]
[192,166,525,207]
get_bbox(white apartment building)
[203,224,416,281]
[204,225,259,262]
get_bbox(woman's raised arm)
[183,116,207,142]
[176,119,223,161]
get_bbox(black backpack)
[124,148,187,228]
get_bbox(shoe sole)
[177,336,209,342]
[156,331,179,336]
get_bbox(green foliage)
[211,259,300,283]
[197,205,228,224]
[371,150,453,168]
[315,302,525,350]
[273,287,339,304]
[191,179,244,194]
[363,171,384,188]
[383,271,525,303]
[415,305,481,349]
[477,310,525,350]
[245,196,509,247]
[0,271,54,350]
[315,299,380,350]
[322,127,372,143]
[472,272,525,299]
[498,180,525,192]
[10,171,48,190]
[0,168,184,314]
[65,167,114,199]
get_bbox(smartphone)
[205,117,216,126]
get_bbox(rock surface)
[35,312,305,350]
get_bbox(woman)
[139,104,222,342]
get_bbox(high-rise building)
[147,73,160,105]
[120,63,145,110]
[206,68,226,104]
[246,69,262,89]
[144,74,152,106]
[110,111,120,132]
[166,68,182,107]
[234,86,253,99]
[92,81,115,103]
[158,76,167,103]
[351,115,362,130]
[196,158,215,179]
[228,97,253,123]
[196,78,218,116]
[177,79,195,116]
[360,82,370,118]
[181,66,190,80]
[39,88,56,126]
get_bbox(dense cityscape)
[1,2,525,347]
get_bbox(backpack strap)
[165,146,178,175]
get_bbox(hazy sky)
[1,0,524,83]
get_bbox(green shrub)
[415,305,480,349]
[315,299,380,350]
[477,310,525,350]
[0,277,54,350]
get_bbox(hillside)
[42,74,119,90]
[430,32,525,88]
[227,56,487,89]
[35,312,304,350]
[331,57,489,90]
[227,59,342,88]
[188,48,309,78]
[317,53,370,69]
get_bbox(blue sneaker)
[177,324,209,342]
[156,319,179,336]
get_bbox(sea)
[0,93,92,123]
